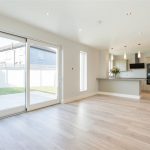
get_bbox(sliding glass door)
[0,33,61,117]
[0,32,26,117]
[27,40,60,111]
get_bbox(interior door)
[0,32,26,118]
[27,40,60,111]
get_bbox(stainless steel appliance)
[147,64,150,84]
[130,53,145,69]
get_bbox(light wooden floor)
[1,95,150,150]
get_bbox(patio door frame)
[26,39,61,111]
[0,32,26,118]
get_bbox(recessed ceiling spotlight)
[138,32,143,36]
[126,12,132,16]
[46,12,49,16]
[78,28,83,32]
[98,20,102,24]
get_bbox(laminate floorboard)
[0,94,150,150]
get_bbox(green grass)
[0,87,25,95]
[0,87,56,95]
[31,87,56,94]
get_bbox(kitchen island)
[97,78,146,99]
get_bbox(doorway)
[0,33,61,118]
[0,32,26,118]
[26,40,60,111]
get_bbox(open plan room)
[0,0,150,149]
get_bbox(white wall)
[0,14,100,103]
[99,50,109,78]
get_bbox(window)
[80,51,87,91]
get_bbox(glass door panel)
[0,33,26,117]
[28,41,59,110]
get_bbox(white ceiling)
[0,0,150,54]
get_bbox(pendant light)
[111,48,114,61]
[138,43,141,58]
[124,46,127,60]
[138,51,141,58]
[111,54,114,61]
[124,52,127,60]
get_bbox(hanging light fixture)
[124,46,127,60]
[138,51,141,58]
[111,54,114,61]
[138,43,141,58]
[111,48,114,61]
[124,52,127,60]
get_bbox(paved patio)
[0,91,57,110]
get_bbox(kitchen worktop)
[97,77,146,81]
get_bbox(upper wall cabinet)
[114,59,128,72]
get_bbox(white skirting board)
[63,92,97,103]
[62,91,140,104]
[97,91,141,100]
